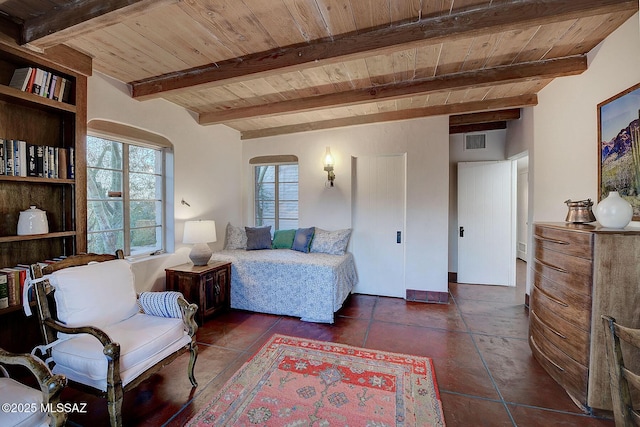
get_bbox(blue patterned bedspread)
[210,250,358,323]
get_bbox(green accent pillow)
[272,229,296,249]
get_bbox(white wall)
[510,13,640,295]
[242,117,450,293]
[87,73,243,291]
[532,14,640,223]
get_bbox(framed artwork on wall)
[597,82,640,221]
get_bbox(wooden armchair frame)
[603,315,640,426]
[0,347,67,427]
[29,251,199,427]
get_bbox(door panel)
[458,161,514,286]
[352,155,406,297]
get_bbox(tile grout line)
[361,296,379,348]
[449,288,518,426]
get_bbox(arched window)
[250,155,298,230]
[86,120,173,256]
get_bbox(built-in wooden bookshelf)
[0,42,89,351]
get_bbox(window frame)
[251,155,299,231]
[86,121,173,257]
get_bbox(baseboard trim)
[448,272,458,283]
[406,289,449,304]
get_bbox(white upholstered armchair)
[29,252,198,427]
[0,347,67,427]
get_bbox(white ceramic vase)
[595,191,633,228]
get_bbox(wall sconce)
[183,220,217,265]
[323,146,335,187]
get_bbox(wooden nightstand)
[165,261,231,325]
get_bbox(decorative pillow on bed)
[272,229,296,249]
[310,228,352,255]
[292,227,315,253]
[224,223,247,250]
[245,226,272,250]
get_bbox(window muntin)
[254,163,298,230]
[87,135,165,256]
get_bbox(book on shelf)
[0,141,4,175]
[52,76,62,101]
[0,272,7,309]
[58,147,68,179]
[26,143,37,177]
[0,140,72,179]
[18,140,27,177]
[25,68,36,93]
[0,268,21,307]
[8,67,33,91]
[69,147,74,178]
[4,139,14,176]
[31,68,45,96]
[12,139,19,176]
[7,66,72,103]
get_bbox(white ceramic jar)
[595,191,633,228]
[17,206,49,235]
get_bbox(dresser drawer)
[529,328,588,404]
[531,276,591,328]
[534,225,593,259]
[529,292,590,365]
[532,251,592,298]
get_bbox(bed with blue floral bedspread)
[209,249,358,323]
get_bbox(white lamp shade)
[324,146,334,168]
[183,220,217,244]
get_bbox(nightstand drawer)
[529,293,590,365]
[534,225,593,259]
[529,328,588,404]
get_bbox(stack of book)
[8,66,72,103]
[0,257,67,309]
[0,139,74,179]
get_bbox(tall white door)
[458,161,515,286]
[352,154,406,297]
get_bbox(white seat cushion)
[50,259,139,329]
[0,377,48,427]
[51,313,190,392]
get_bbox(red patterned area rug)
[187,334,445,426]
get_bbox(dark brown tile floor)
[64,261,614,426]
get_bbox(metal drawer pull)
[536,286,569,307]
[530,336,565,372]
[535,236,570,245]
[532,310,566,339]
[536,258,568,274]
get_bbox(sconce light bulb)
[324,146,334,168]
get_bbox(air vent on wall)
[465,134,486,150]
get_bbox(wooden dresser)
[529,223,640,412]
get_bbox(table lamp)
[183,220,217,265]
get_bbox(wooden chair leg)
[188,342,198,387]
[107,389,123,427]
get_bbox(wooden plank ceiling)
[0,0,636,139]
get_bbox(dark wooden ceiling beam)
[200,56,584,125]
[449,109,521,126]
[19,0,178,47]
[240,94,538,140]
[131,0,637,100]
[450,122,508,134]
